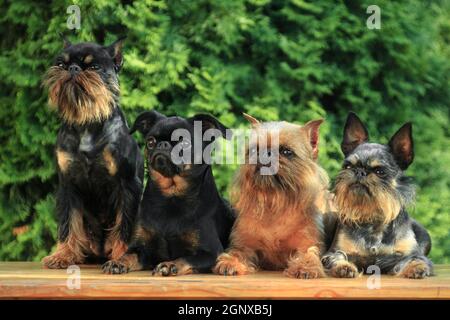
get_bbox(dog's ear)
[106,36,126,71]
[341,112,369,156]
[129,111,164,136]
[389,122,414,170]
[59,32,71,49]
[189,114,232,140]
[243,113,260,127]
[303,119,324,160]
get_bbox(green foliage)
[0,0,448,262]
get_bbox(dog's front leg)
[321,250,358,278]
[43,186,92,269]
[103,224,153,274]
[104,150,143,260]
[152,250,218,277]
[377,253,433,279]
[102,146,142,260]
[213,247,258,276]
[284,246,326,279]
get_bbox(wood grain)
[0,262,449,299]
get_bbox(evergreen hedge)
[0,0,448,262]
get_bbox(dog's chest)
[151,226,201,260]
[337,226,417,258]
[236,212,318,269]
[56,128,118,183]
[79,130,95,155]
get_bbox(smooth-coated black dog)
[322,112,433,279]
[42,37,144,268]
[102,111,235,276]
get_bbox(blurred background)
[0,0,448,263]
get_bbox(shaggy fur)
[44,67,116,125]
[42,38,144,268]
[322,112,433,279]
[214,114,331,279]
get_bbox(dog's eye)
[89,64,100,70]
[57,62,65,68]
[146,137,156,149]
[374,168,385,176]
[280,147,293,157]
[343,163,352,170]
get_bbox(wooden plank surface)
[0,262,449,299]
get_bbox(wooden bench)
[0,262,448,299]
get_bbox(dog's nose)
[157,141,171,150]
[355,168,367,179]
[155,154,167,167]
[68,64,81,75]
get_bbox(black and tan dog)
[42,37,144,268]
[102,111,235,276]
[322,112,432,279]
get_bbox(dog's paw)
[213,254,251,276]
[152,259,193,277]
[284,264,324,279]
[42,253,78,269]
[321,251,347,269]
[330,260,358,278]
[102,260,129,274]
[399,260,431,279]
[152,262,179,277]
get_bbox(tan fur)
[133,225,154,243]
[369,159,382,167]
[84,54,93,64]
[214,248,258,275]
[56,148,72,173]
[63,53,70,63]
[104,210,128,260]
[181,230,200,250]
[43,67,115,125]
[215,120,328,278]
[284,246,325,279]
[399,259,430,279]
[334,170,402,225]
[243,113,260,127]
[315,190,337,213]
[393,231,417,255]
[118,253,143,272]
[154,259,194,276]
[42,209,95,268]
[103,253,143,273]
[103,148,118,176]
[150,169,189,197]
[348,154,359,165]
[336,232,362,256]
[335,228,417,257]
[329,259,359,278]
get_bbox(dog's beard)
[334,171,403,225]
[232,156,328,218]
[43,66,116,125]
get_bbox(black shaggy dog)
[322,112,432,279]
[102,111,235,276]
[42,37,144,268]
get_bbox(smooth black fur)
[322,112,433,279]
[43,38,144,267]
[102,111,235,275]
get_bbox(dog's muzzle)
[68,63,81,76]
[150,150,182,178]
